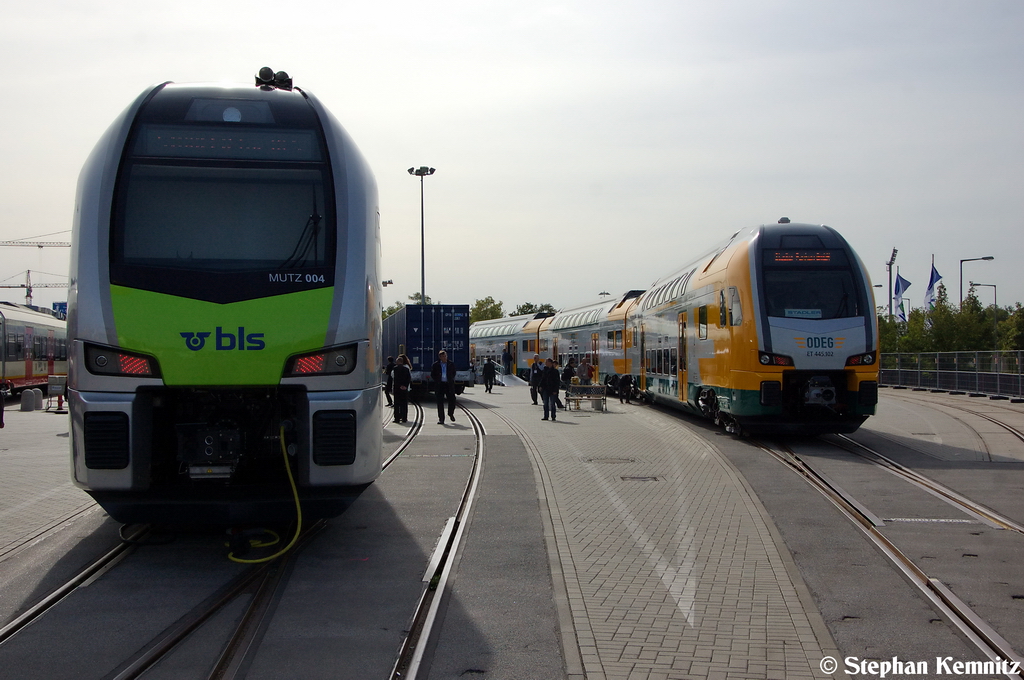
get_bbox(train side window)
[698,306,708,339]
[719,290,727,327]
[670,348,677,375]
[6,333,16,358]
[615,330,622,349]
[729,287,743,326]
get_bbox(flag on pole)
[894,272,911,322]
[924,262,942,309]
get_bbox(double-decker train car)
[468,220,878,435]
[0,302,68,395]
[68,69,383,523]
[629,220,878,434]
[469,313,534,375]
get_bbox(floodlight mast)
[886,248,898,319]
[407,166,435,305]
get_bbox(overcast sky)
[2,0,1022,316]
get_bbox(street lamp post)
[971,281,998,351]
[885,248,898,319]
[408,166,436,305]
[959,256,994,308]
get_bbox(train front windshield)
[762,250,863,320]
[109,86,338,304]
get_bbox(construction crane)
[0,271,69,306]
[0,240,71,247]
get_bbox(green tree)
[383,301,404,320]
[511,302,557,316]
[408,292,433,305]
[1001,304,1024,351]
[470,296,504,323]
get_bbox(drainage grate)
[580,457,637,464]
[621,476,659,482]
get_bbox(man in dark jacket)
[430,350,458,424]
[528,354,543,405]
[618,372,634,404]
[482,357,497,393]
[540,358,561,421]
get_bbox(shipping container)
[382,305,473,392]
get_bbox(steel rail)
[383,402,424,470]
[832,434,1024,534]
[0,524,150,645]
[389,402,485,680]
[103,520,327,680]
[758,441,1024,678]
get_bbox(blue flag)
[924,264,942,309]
[894,273,911,322]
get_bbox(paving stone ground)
[465,380,836,680]
[0,406,95,559]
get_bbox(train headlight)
[284,344,358,377]
[758,351,793,367]
[846,352,876,366]
[84,343,161,377]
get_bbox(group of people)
[385,350,637,427]
[383,350,462,425]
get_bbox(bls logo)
[180,327,266,352]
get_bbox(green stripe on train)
[110,286,333,385]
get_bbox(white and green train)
[68,69,382,523]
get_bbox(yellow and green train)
[68,70,383,523]
[470,220,878,435]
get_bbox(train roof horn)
[255,66,293,90]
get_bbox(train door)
[508,341,518,377]
[639,324,646,391]
[678,311,687,403]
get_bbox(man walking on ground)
[540,358,561,421]
[528,354,543,405]
[483,357,496,393]
[431,350,458,424]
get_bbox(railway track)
[830,433,1024,534]
[756,438,1024,678]
[389,401,485,680]
[0,398,485,679]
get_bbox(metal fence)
[880,352,1024,398]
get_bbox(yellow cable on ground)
[228,424,303,563]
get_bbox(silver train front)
[68,76,382,523]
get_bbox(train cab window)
[110,85,336,305]
[762,249,862,319]
[698,306,708,339]
[729,287,743,326]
